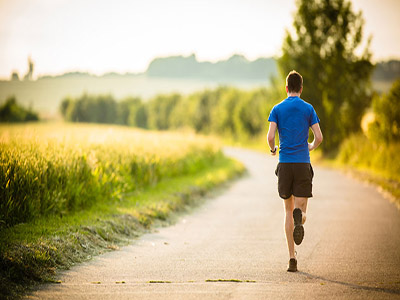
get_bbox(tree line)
[60,75,400,153]
[60,85,285,140]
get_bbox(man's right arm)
[267,121,277,156]
[309,123,323,151]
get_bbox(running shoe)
[293,208,304,245]
[287,258,298,272]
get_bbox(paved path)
[26,148,400,299]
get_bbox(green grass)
[0,154,244,300]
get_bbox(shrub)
[369,79,400,143]
[0,97,39,122]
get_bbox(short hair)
[286,70,303,93]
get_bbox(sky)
[0,0,399,79]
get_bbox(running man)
[267,70,323,272]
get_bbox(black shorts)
[275,163,314,199]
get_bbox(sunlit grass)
[0,122,221,227]
[334,133,400,208]
[337,133,400,182]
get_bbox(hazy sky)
[0,0,399,79]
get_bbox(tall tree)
[279,0,373,151]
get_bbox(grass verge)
[333,133,400,209]
[0,155,244,300]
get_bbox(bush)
[0,97,39,122]
[337,133,400,182]
[369,79,400,143]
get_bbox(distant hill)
[146,54,278,80]
[31,56,399,82]
[38,71,140,80]
[372,60,400,81]
[33,54,278,81]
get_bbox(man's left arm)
[309,123,323,151]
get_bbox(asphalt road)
[26,147,400,300]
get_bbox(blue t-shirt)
[268,96,320,163]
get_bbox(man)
[267,70,323,272]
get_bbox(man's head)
[286,70,303,94]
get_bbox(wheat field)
[0,123,222,227]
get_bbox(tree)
[169,94,195,130]
[10,72,19,81]
[192,89,224,133]
[117,97,142,125]
[146,94,181,130]
[132,103,148,128]
[233,89,271,138]
[211,88,241,137]
[95,95,117,124]
[279,0,373,151]
[23,57,34,81]
[60,98,72,118]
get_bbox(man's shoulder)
[272,99,287,109]
[298,98,316,111]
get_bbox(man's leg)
[294,197,308,224]
[293,197,308,245]
[283,196,295,259]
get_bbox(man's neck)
[287,92,301,97]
